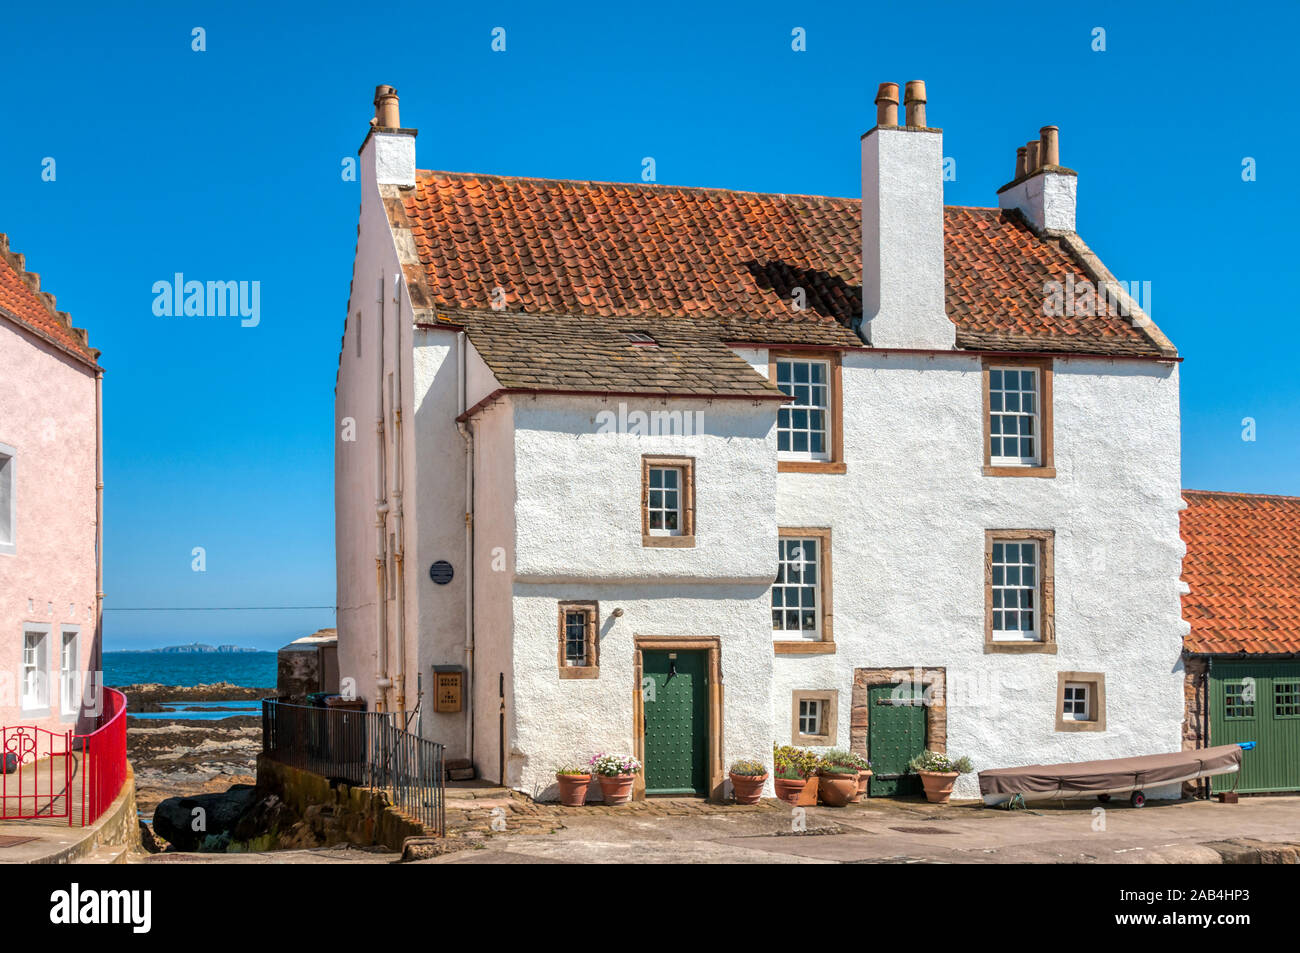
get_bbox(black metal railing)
[261,699,445,835]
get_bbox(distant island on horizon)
[109,643,265,655]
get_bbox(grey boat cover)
[978,744,1243,797]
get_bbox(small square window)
[1062,683,1090,721]
[791,690,838,744]
[1224,681,1255,719]
[1055,672,1105,732]
[1274,680,1300,719]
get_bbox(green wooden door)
[1210,659,1300,794]
[867,682,926,797]
[643,650,708,795]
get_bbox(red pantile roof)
[0,233,97,365]
[1181,490,1300,655]
[400,171,1171,357]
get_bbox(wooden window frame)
[557,601,600,679]
[791,690,838,745]
[982,357,1055,478]
[984,529,1056,654]
[1055,671,1106,732]
[774,527,835,655]
[770,350,846,475]
[640,455,696,548]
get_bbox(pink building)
[0,232,102,740]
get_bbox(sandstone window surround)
[771,351,846,474]
[774,527,835,655]
[557,601,599,679]
[1055,671,1106,732]
[985,529,1056,654]
[982,356,1054,478]
[791,690,838,745]
[641,455,695,548]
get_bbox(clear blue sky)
[3,1,1295,650]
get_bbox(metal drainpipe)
[393,273,407,718]
[374,274,391,710]
[94,367,104,710]
[455,331,476,769]
[1200,664,1210,799]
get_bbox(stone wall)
[253,754,428,852]
[1181,654,1209,796]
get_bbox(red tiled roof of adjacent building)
[0,233,97,365]
[1181,490,1300,655]
[399,171,1171,358]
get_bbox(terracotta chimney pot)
[1015,146,1028,179]
[875,82,900,127]
[373,85,401,128]
[903,80,927,127]
[1025,140,1041,174]
[1039,126,1060,167]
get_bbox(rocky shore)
[115,683,272,818]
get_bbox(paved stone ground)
[126,787,1300,865]
[420,787,1300,865]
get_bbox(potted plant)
[816,754,860,808]
[555,763,591,807]
[823,749,872,802]
[908,750,974,804]
[588,753,641,805]
[772,744,817,804]
[728,758,768,805]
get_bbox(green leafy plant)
[772,743,819,779]
[555,763,589,776]
[729,758,768,777]
[822,748,871,771]
[907,750,974,775]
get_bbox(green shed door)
[868,682,926,797]
[1209,660,1300,794]
[642,650,708,795]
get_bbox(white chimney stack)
[998,125,1077,234]
[860,80,955,350]
[363,84,416,188]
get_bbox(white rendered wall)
[503,395,779,797]
[861,128,955,350]
[755,349,1185,799]
[998,171,1078,234]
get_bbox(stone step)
[79,844,130,864]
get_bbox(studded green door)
[1209,659,1300,793]
[868,682,926,797]
[643,650,708,795]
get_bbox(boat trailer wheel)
[1129,790,1146,808]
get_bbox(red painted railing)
[0,726,73,821]
[75,687,128,826]
[1,688,128,827]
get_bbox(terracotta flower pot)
[597,773,636,805]
[853,769,873,802]
[818,771,859,807]
[917,770,959,804]
[729,772,768,805]
[555,773,591,807]
[773,777,806,805]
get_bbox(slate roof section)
[400,171,1172,358]
[0,233,97,365]
[1181,490,1300,655]
[462,312,786,399]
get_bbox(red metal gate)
[0,726,75,823]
